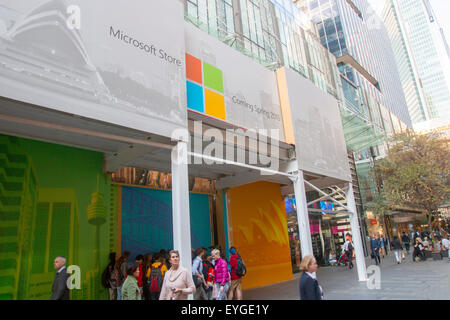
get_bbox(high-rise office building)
[382,0,450,131]
[296,0,412,131]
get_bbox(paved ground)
[243,253,450,300]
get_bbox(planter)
[432,252,442,260]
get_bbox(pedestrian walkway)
[243,254,450,300]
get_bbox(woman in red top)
[228,247,243,300]
[211,249,230,300]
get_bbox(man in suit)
[50,256,70,300]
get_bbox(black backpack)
[235,255,246,277]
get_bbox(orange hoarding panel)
[228,181,293,290]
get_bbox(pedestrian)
[342,234,354,269]
[299,254,323,300]
[116,251,130,300]
[211,248,230,300]
[159,250,195,300]
[384,237,390,254]
[228,247,244,300]
[50,256,70,300]
[101,252,117,300]
[392,236,403,264]
[412,238,425,262]
[148,253,167,300]
[442,235,450,260]
[401,232,410,253]
[202,255,215,300]
[135,255,144,298]
[192,247,208,300]
[142,253,152,300]
[122,262,141,300]
[379,235,385,258]
[370,235,381,265]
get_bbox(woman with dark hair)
[299,255,323,300]
[101,252,117,300]
[121,262,141,300]
[142,253,153,300]
[413,238,425,262]
[115,251,130,300]
[159,250,195,300]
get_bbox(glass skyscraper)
[382,0,450,129]
[296,0,412,131]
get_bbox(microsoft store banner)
[0,0,187,138]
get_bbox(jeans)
[372,250,380,265]
[194,281,208,300]
[215,282,230,300]
[117,285,123,300]
[405,243,410,253]
[394,250,402,263]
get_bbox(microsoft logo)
[185,53,226,120]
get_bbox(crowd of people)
[101,246,246,301]
[370,231,450,264]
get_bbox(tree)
[373,130,450,248]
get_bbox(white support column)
[292,170,313,257]
[346,183,367,282]
[171,141,192,275]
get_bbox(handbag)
[370,252,375,259]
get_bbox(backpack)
[149,264,164,292]
[235,255,246,277]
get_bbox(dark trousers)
[373,250,381,265]
[346,251,353,269]
[405,243,410,253]
[150,291,161,300]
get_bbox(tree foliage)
[373,130,450,235]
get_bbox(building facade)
[382,0,450,131]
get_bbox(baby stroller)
[337,253,348,266]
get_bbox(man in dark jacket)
[401,232,410,253]
[51,256,70,300]
[392,236,403,264]
[370,235,381,265]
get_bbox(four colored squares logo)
[185,53,226,120]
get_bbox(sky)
[368,0,450,43]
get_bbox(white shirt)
[442,238,450,249]
[57,266,66,274]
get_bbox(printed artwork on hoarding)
[0,0,187,137]
[228,181,293,290]
[0,134,113,300]
[121,186,211,261]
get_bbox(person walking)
[299,254,323,300]
[134,255,144,298]
[159,250,195,300]
[228,247,244,300]
[413,238,425,262]
[401,232,410,254]
[148,253,167,300]
[212,248,230,300]
[116,251,130,300]
[101,252,117,300]
[142,253,152,300]
[50,256,70,300]
[442,235,450,260]
[192,247,208,300]
[342,234,354,269]
[370,235,381,265]
[379,236,385,258]
[202,255,215,300]
[392,236,403,264]
[122,262,141,300]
